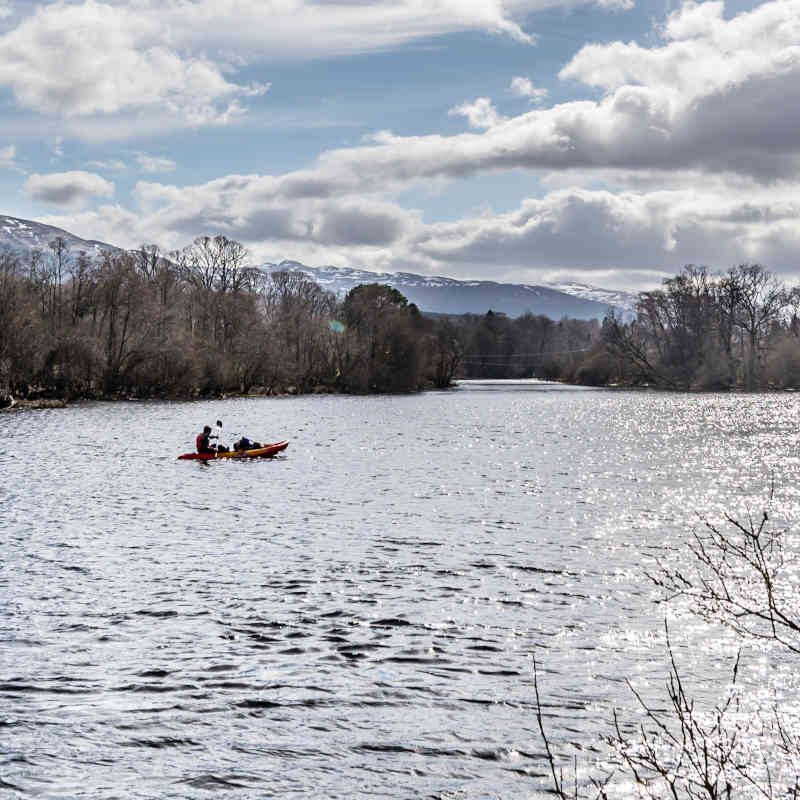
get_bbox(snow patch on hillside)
[263,260,633,320]
[0,214,117,256]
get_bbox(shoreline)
[5,379,798,412]
[0,384,455,411]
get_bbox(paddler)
[196,425,215,454]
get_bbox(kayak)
[178,441,289,461]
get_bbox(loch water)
[3,381,800,798]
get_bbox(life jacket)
[196,432,211,453]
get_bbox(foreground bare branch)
[534,507,800,799]
[533,654,613,800]
[609,623,747,800]
[651,510,800,655]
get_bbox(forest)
[451,264,800,391]
[0,235,460,403]
[2,233,799,403]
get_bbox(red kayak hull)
[178,441,289,461]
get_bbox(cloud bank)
[30,0,800,287]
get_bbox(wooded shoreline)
[0,236,463,404]
[3,233,799,403]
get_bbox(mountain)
[0,214,636,320]
[0,214,117,257]
[264,261,636,320]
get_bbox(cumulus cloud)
[0,0,631,129]
[40,164,800,285]
[559,0,799,97]
[412,182,800,279]
[0,1,267,122]
[24,170,114,207]
[266,0,800,190]
[449,97,505,129]
[121,173,420,250]
[136,153,177,173]
[509,76,549,104]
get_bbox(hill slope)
[0,214,117,257]
[265,261,636,320]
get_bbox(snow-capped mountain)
[0,214,636,320]
[548,281,638,314]
[264,261,636,320]
[0,214,117,257]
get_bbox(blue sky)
[0,0,796,289]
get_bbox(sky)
[0,0,796,290]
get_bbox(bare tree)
[426,318,462,388]
[602,311,670,387]
[48,235,70,329]
[727,265,788,389]
[262,270,336,390]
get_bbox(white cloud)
[591,0,635,10]
[40,166,800,285]
[163,0,633,59]
[276,0,800,188]
[0,0,632,131]
[412,182,800,279]
[29,0,800,288]
[136,153,177,173]
[9,0,777,168]
[0,1,267,121]
[448,97,505,129]
[560,0,800,98]
[24,170,114,207]
[509,76,549,104]
[0,2,13,21]
[162,0,542,58]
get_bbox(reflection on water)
[2,385,800,798]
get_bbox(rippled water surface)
[3,383,800,798]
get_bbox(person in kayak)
[196,425,215,454]
[233,436,263,452]
[211,419,229,453]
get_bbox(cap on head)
[203,425,212,433]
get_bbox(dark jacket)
[196,432,214,454]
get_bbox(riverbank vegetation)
[0,235,461,403]
[450,264,800,391]
[3,233,799,402]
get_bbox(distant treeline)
[3,238,798,402]
[453,264,800,390]
[445,310,600,383]
[0,235,460,402]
